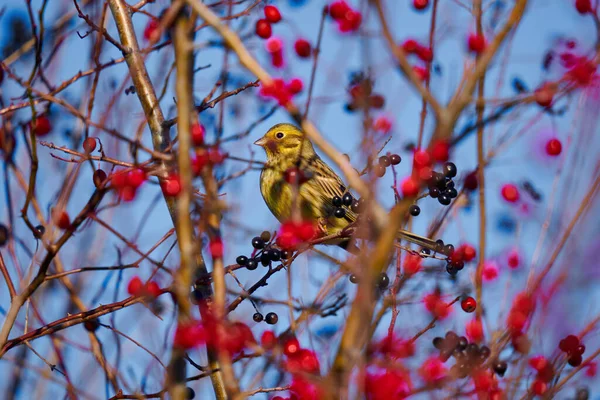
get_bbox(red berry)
[260,330,277,349]
[146,281,162,298]
[287,78,303,94]
[416,46,433,63]
[127,276,143,296]
[403,253,422,275]
[173,321,205,349]
[576,0,593,14]
[191,123,205,146]
[413,0,429,11]
[83,137,96,154]
[53,210,71,230]
[255,19,272,39]
[143,19,160,42]
[461,296,477,313]
[161,174,181,197]
[127,169,146,189]
[568,353,583,367]
[400,177,420,197]
[466,318,484,342]
[531,380,547,396]
[461,244,477,262]
[529,356,548,372]
[413,149,431,168]
[430,140,449,162]
[534,83,555,107]
[283,337,300,357]
[31,115,52,136]
[373,116,392,133]
[401,39,419,53]
[501,183,520,203]
[264,5,281,23]
[412,65,429,81]
[209,237,224,258]
[545,138,562,156]
[467,33,486,54]
[507,250,520,269]
[294,38,312,58]
[266,37,283,54]
[119,186,137,202]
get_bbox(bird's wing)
[300,154,358,224]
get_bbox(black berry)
[443,162,457,178]
[0,224,9,247]
[270,249,281,261]
[435,239,445,253]
[236,255,248,266]
[252,237,265,249]
[479,345,491,359]
[253,312,264,322]
[246,259,258,270]
[260,252,271,266]
[84,318,100,332]
[390,154,401,165]
[457,336,468,351]
[438,194,451,205]
[446,264,458,275]
[493,360,507,377]
[334,207,346,218]
[349,274,359,284]
[429,187,440,198]
[433,337,444,349]
[342,193,354,206]
[443,244,455,255]
[374,164,386,178]
[377,273,389,290]
[332,196,343,207]
[34,225,45,237]
[447,188,458,198]
[186,387,196,399]
[281,250,292,259]
[378,155,391,167]
[265,312,279,325]
[409,204,420,216]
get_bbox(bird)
[254,123,439,252]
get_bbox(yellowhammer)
[254,123,438,252]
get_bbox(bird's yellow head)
[254,123,315,164]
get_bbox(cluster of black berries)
[236,231,292,270]
[421,239,463,276]
[427,162,458,206]
[433,332,496,378]
[349,272,389,290]
[373,154,402,178]
[332,193,355,218]
[559,334,586,367]
[253,311,278,324]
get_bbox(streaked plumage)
[255,123,437,251]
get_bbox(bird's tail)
[397,229,440,252]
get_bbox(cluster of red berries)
[263,332,323,399]
[327,1,362,32]
[368,333,415,360]
[345,74,385,112]
[528,356,555,396]
[564,56,597,87]
[423,289,453,319]
[236,230,291,271]
[255,5,281,39]
[506,292,535,334]
[127,276,162,299]
[559,334,586,366]
[259,78,303,106]
[191,147,228,176]
[401,39,433,81]
[111,168,147,202]
[399,144,453,198]
[173,320,206,349]
[365,368,412,400]
[30,115,52,136]
[373,153,402,178]
[445,243,477,275]
[276,219,318,250]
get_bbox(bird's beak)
[254,137,267,147]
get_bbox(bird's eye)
[276,132,284,139]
